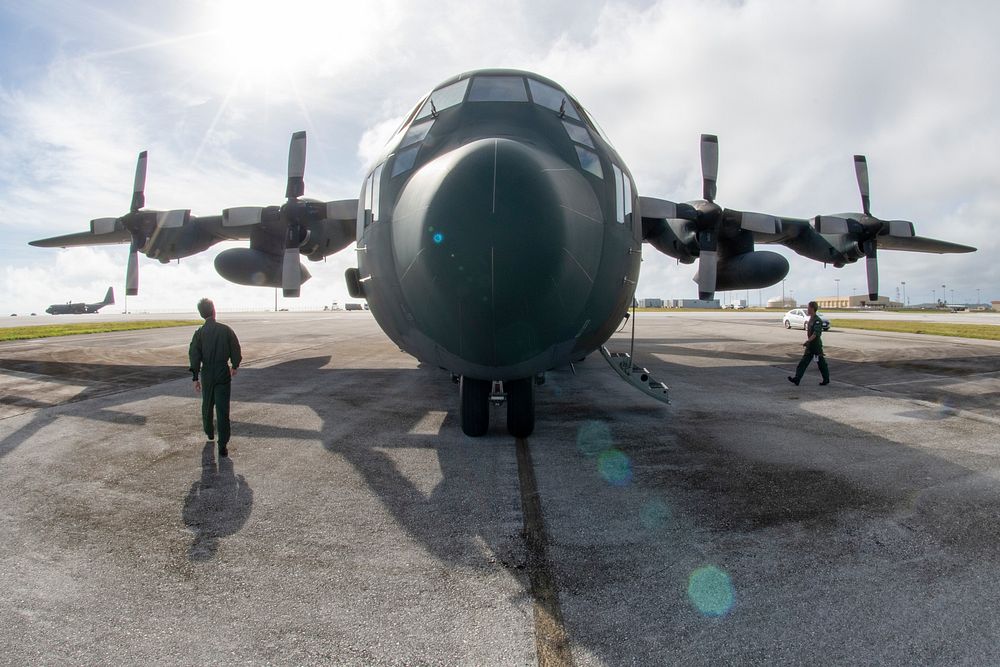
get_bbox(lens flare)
[640,498,671,530]
[598,449,632,486]
[433,232,444,244]
[687,566,735,617]
[576,420,611,457]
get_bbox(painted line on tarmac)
[515,437,574,667]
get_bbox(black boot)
[787,376,800,386]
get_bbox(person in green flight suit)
[189,298,242,457]
[787,300,830,386]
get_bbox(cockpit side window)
[577,105,612,143]
[468,76,529,102]
[561,120,594,148]
[415,79,470,121]
[391,145,420,178]
[399,118,435,150]
[611,164,634,225]
[575,146,603,179]
[527,79,581,121]
[370,163,383,223]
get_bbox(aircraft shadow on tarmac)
[5,347,1000,661]
[228,356,527,571]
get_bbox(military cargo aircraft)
[45,287,115,315]
[30,69,976,437]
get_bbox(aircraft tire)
[505,377,535,438]
[460,376,490,437]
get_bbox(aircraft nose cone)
[392,138,604,375]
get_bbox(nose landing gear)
[459,376,536,438]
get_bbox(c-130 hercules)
[31,69,976,437]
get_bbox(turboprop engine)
[214,248,312,289]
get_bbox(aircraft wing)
[873,235,976,254]
[30,226,132,248]
[747,216,977,256]
[29,132,360,298]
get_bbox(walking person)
[788,300,830,386]
[189,298,242,457]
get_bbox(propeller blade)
[701,134,718,202]
[131,151,147,212]
[813,216,852,235]
[854,155,870,216]
[286,131,306,199]
[126,245,139,296]
[697,250,718,299]
[222,206,265,226]
[282,247,301,298]
[864,242,879,301]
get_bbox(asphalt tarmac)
[1,311,999,665]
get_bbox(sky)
[1,0,997,315]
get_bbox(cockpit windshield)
[527,79,581,121]
[389,72,615,181]
[468,76,529,102]
[415,79,470,121]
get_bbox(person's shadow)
[182,442,254,561]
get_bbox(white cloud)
[1,0,998,318]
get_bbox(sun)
[203,0,371,90]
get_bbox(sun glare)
[205,0,370,89]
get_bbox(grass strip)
[0,320,201,342]
[830,319,1000,341]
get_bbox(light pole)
[835,278,840,305]
[942,283,946,305]
[901,281,906,306]
[977,288,981,306]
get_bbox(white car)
[783,308,830,330]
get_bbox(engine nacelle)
[214,249,312,288]
[715,250,788,291]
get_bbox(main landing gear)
[459,376,536,438]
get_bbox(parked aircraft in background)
[30,69,976,436]
[45,287,115,315]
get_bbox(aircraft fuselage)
[355,70,641,381]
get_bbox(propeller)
[850,155,918,302]
[693,135,721,299]
[220,131,339,297]
[125,151,148,295]
[281,131,308,297]
[73,151,191,296]
[682,134,785,300]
